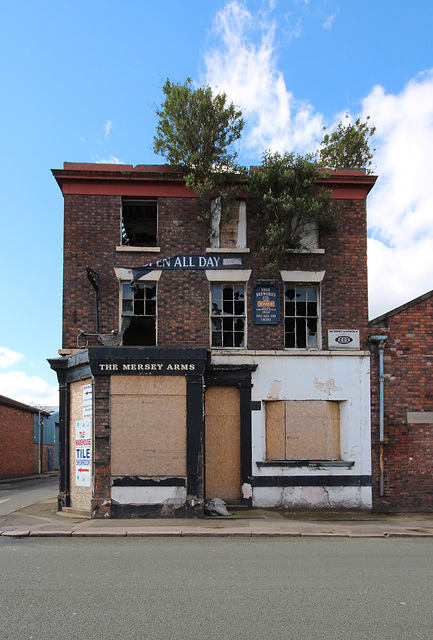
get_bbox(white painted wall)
[211,351,372,509]
[111,485,187,510]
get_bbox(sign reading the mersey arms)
[131,254,243,283]
[89,348,209,376]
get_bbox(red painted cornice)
[52,163,377,200]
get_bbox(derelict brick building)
[50,163,376,517]
[370,291,433,512]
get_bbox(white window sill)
[257,460,355,468]
[116,246,161,253]
[286,248,325,254]
[206,247,250,253]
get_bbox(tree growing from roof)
[153,78,245,200]
[248,151,337,272]
[319,114,376,173]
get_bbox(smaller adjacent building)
[370,290,433,512]
[0,395,55,479]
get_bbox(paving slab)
[2,498,433,538]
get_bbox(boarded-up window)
[266,400,340,460]
[110,375,186,476]
[210,199,246,248]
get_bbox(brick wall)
[370,293,433,511]
[62,193,369,351]
[0,404,38,478]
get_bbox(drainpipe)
[86,267,100,334]
[38,411,44,474]
[369,335,387,496]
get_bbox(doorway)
[204,386,241,501]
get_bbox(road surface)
[0,475,58,516]
[0,536,432,640]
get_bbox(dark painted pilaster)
[186,373,205,517]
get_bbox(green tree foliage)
[319,115,376,172]
[153,78,245,199]
[248,151,337,272]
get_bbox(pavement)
[1,491,433,538]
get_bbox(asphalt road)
[0,536,432,640]
[0,475,58,516]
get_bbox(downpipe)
[370,335,387,496]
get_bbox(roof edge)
[0,394,51,415]
[370,288,433,325]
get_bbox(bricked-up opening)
[122,199,157,246]
[122,283,156,345]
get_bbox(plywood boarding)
[110,375,186,476]
[205,386,241,501]
[266,400,340,460]
[69,379,93,510]
[220,201,239,248]
[265,400,286,460]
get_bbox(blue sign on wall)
[252,284,280,325]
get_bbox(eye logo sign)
[335,335,353,345]
[328,330,360,349]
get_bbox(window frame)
[281,271,325,350]
[120,280,158,346]
[209,198,247,249]
[121,198,158,248]
[284,283,320,349]
[210,282,247,348]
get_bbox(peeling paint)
[242,483,253,499]
[267,379,282,399]
[313,377,342,395]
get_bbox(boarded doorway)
[205,386,241,501]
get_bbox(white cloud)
[0,346,23,369]
[323,14,336,30]
[0,370,58,407]
[205,3,433,320]
[104,120,112,139]
[91,153,123,165]
[363,71,433,317]
[204,0,324,158]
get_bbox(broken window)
[265,400,340,461]
[121,199,157,246]
[285,284,319,348]
[209,198,247,248]
[211,284,245,347]
[121,282,156,346]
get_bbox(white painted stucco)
[111,485,187,509]
[211,350,372,509]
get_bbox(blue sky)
[1,0,433,406]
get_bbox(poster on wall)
[83,384,92,420]
[75,420,91,487]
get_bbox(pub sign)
[252,283,280,325]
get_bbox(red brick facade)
[51,164,376,517]
[370,291,433,511]
[58,169,371,353]
[0,396,52,479]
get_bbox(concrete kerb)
[2,499,433,538]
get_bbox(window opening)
[209,198,247,249]
[266,400,340,460]
[122,200,157,246]
[122,282,156,345]
[211,284,245,347]
[285,284,318,348]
